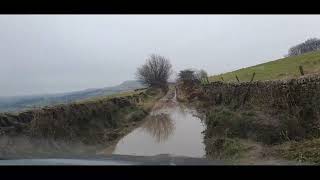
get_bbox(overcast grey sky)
[1,15,320,96]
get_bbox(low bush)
[277,138,320,164]
[205,137,247,160]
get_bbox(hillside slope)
[0,80,145,113]
[209,51,320,82]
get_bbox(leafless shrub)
[178,69,209,85]
[287,38,320,57]
[136,54,172,89]
[195,69,209,84]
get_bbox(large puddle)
[104,89,206,158]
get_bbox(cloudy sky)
[1,15,320,96]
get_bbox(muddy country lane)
[101,87,206,158]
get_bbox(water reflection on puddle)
[109,101,206,158]
[141,113,175,143]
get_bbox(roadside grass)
[275,138,320,164]
[74,89,147,104]
[205,137,249,161]
[138,88,164,112]
[204,107,284,145]
[209,51,320,82]
[202,105,320,164]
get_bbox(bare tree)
[195,69,209,84]
[178,69,202,87]
[136,54,172,89]
[178,69,209,85]
[287,38,320,57]
[178,69,196,82]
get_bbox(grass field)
[74,89,147,104]
[209,51,320,82]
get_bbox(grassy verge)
[177,77,320,164]
[74,89,147,104]
[275,138,320,164]
[209,51,320,82]
[205,137,249,161]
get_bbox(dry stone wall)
[0,92,149,141]
[194,74,320,142]
[200,74,320,113]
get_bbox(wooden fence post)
[299,65,304,76]
[250,72,256,82]
[242,72,256,106]
[235,75,240,83]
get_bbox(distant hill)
[209,51,320,82]
[0,80,145,113]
